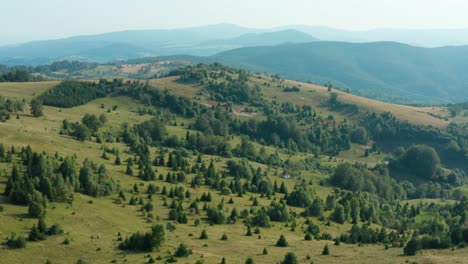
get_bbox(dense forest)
[363,112,468,172]
[0,69,45,82]
[38,79,121,108]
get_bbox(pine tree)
[322,244,330,255]
[332,204,346,224]
[282,252,298,264]
[38,216,47,234]
[126,163,133,176]
[246,226,252,236]
[200,229,208,239]
[114,153,121,165]
[276,234,288,247]
[29,224,45,241]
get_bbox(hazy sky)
[2,0,468,44]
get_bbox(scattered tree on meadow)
[30,98,43,117]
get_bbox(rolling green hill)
[214,41,468,104]
[0,64,466,264]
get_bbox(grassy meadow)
[0,80,466,264]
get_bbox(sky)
[2,0,468,44]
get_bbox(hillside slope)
[0,64,466,263]
[214,42,468,104]
[150,75,451,128]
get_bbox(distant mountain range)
[2,24,468,104]
[214,42,468,104]
[275,26,468,47]
[3,24,468,65]
[0,25,317,65]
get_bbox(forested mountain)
[214,41,468,103]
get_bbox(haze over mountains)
[2,23,468,104]
[215,42,468,103]
[3,23,468,65]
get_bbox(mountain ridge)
[213,41,468,104]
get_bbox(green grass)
[0,81,59,100]
[0,82,466,264]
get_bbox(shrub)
[47,224,64,236]
[6,233,27,249]
[29,224,46,241]
[282,252,298,264]
[206,207,226,224]
[119,224,166,252]
[174,243,192,257]
[245,257,254,264]
[28,202,45,218]
[404,238,421,256]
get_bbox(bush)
[6,233,27,248]
[28,224,46,241]
[174,243,192,257]
[206,207,226,224]
[47,224,64,236]
[245,257,254,264]
[28,202,45,218]
[404,238,422,256]
[250,209,271,228]
[119,224,166,252]
[282,252,298,264]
